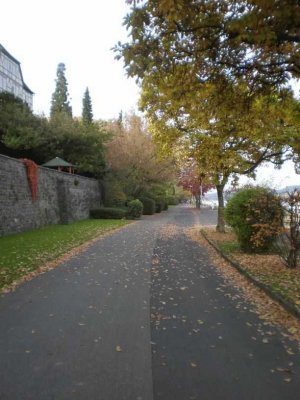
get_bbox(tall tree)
[144,76,298,231]
[115,2,300,231]
[117,110,123,128]
[82,87,93,125]
[117,0,300,90]
[105,113,176,199]
[50,63,72,118]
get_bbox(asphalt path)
[0,206,299,399]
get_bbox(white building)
[0,44,33,108]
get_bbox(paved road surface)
[0,206,299,399]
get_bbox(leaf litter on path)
[185,226,300,350]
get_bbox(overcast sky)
[1,0,300,187]
[0,0,139,120]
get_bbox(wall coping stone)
[0,153,98,182]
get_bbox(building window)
[0,45,33,107]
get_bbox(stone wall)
[0,154,102,236]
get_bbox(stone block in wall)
[0,154,102,236]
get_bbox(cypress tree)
[50,63,72,118]
[117,110,123,128]
[82,87,93,125]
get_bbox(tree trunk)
[287,211,298,268]
[195,190,201,209]
[287,249,297,269]
[216,184,225,233]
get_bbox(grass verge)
[0,219,131,290]
[202,228,300,316]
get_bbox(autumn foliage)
[21,158,38,201]
[225,187,284,253]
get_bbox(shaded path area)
[0,206,299,399]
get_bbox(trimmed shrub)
[166,195,179,205]
[155,198,164,213]
[140,197,156,215]
[127,199,143,219]
[90,207,126,220]
[224,187,284,253]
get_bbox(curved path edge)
[201,229,300,320]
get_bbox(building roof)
[0,44,20,65]
[0,43,34,94]
[42,157,74,168]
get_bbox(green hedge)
[140,197,156,215]
[166,195,179,205]
[152,196,166,213]
[127,199,143,219]
[90,207,126,220]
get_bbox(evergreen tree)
[82,87,93,124]
[117,110,123,127]
[50,63,72,118]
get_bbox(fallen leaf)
[276,367,293,374]
[288,327,298,334]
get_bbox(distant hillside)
[277,185,300,194]
[203,185,300,202]
[203,190,217,201]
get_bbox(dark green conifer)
[82,87,93,125]
[117,110,123,128]
[50,63,72,118]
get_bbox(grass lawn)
[202,228,300,312]
[0,219,130,290]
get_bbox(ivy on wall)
[21,159,38,201]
